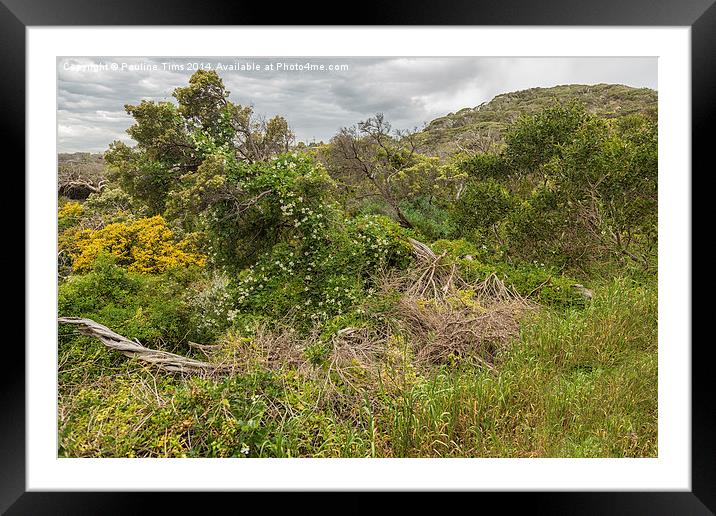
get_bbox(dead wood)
[58,317,232,375]
[393,239,535,367]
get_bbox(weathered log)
[408,237,437,262]
[58,317,231,375]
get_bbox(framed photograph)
[8,0,711,512]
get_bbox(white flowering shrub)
[230,214,412,332]
[165,152,415,337]
[184,271,234,341]
[169,152,335,271]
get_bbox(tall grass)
[374,278,657,457]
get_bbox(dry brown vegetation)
[61,238,535,412]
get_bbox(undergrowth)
[59,276,656,458]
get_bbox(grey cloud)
[57,56,657,153]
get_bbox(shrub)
[432,239,588,309]
[504,186,591,269]
[184,271,235,342]
[58,255,205,349]
[83,185,135,218]
[456,152,509,181]
[166,153,335,271]
[64,215,205,273]
[58,201,88,238]
[399,196,456,241]
[231,214,413,330]
[505,102,589,175]
[450,179,514,253]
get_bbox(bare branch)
[59,317,232,375]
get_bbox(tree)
[551,114,657,268]
[323,113,462,228]
[503,108,657,269]
[504,102,589,182]
[105,70,295,214]
[451,178,514,245]
[167,152,335,271]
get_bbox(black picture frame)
[6,1,711,513]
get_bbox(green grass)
[58,277,656,458]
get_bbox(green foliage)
[390,154,464,202]
[503,111,657,270]
[399,196,456,241]
[457,152,509,181]
[105,140,179,214]
[431,239,587,309]
[373,278,656,457]
[58,255,213,347]
[170,153,335,271]
[183,271,235,342]
[60,371,274,458]
[57,75,658,459]
[173,69,232,142]
[504,186,576,266]
[84,186,135,217]
[558,115,658,266]
[105,70,294,214]
[505,102,589,176]
[451,178,514,242]
[489,262,587,309]
[59,278,656,458]
[231,214,412,329]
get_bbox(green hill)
[418,83,657,156]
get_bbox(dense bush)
[58,201,84,233]
[399,196,456,241]
[231,214,413,329]
[168,153,335,271]
[83,185,135,218]
[504,102,589,176]
[62,215,205,273]
[504,186,579,266]
[437,104,658,272]
[450,178,514,252]
[456,152,509,181]
[58,255,207,347]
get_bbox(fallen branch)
[58,317,231,375]
[408,237,437,262]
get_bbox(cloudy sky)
[57,56,657,153]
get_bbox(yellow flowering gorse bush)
[58,202,86,234]
[68,215,205,273]
[58,201,84,221]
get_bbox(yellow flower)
[66,215,205,273]
[58,201,84,221]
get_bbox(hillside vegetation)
[419,84,657,156]
[57,72,657,458]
